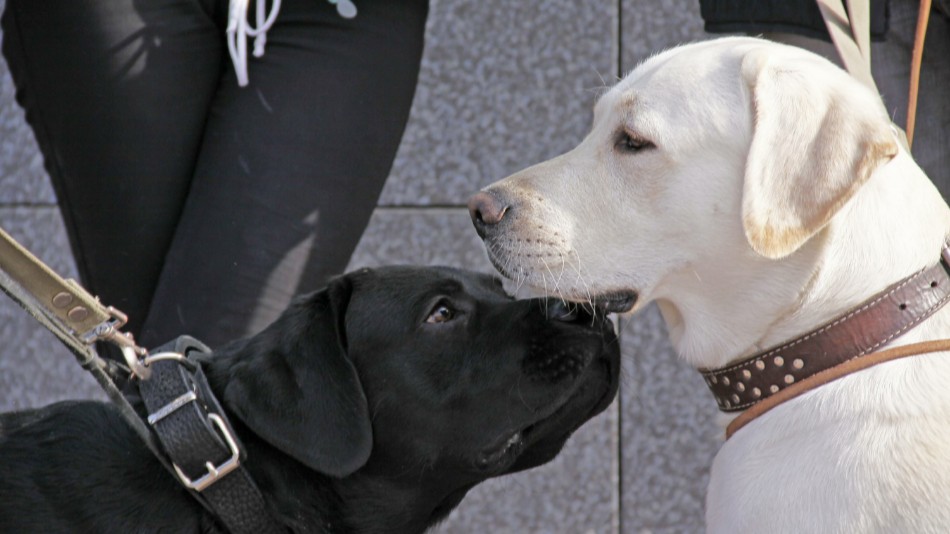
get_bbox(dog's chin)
[474,358,619,475]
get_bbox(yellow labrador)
[469,36,950,532]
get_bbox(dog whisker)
[369,393,390,424]
[557,251,568,291]
[498,240,515,280]
[515,261,529,293]
[511,374,533,413]
[569,248,595,307]
[540,257,560,295]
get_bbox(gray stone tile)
[0,207,102,412]
[619,305,720,533]
[0,0,56,205]
[620,0,706,74]
[351,208,620,533]
[348,208,494,273]
[380,0,618,206]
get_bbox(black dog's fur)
[0,266,619,533]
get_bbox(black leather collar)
[137,336,283,534]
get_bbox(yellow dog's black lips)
[590,290,637,314]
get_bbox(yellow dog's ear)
[740,45,898,259]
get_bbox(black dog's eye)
[426,304,455,324]
[616,131,653,153]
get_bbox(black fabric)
[0,0,428,350]
[699,0,890,42]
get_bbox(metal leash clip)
[81,306,152,379]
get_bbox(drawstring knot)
[227,0,357,87]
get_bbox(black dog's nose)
[468,190,510,237]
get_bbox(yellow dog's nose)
[467,190,510,237]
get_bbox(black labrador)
[0,266,620,533]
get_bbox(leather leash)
[701,242,950,440]
[906,0,933,148]
[0,228,162,452]
[0,227,281,533]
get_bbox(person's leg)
[1,0,225,336]
[140,0,430,347]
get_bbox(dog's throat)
[699,243,950,412]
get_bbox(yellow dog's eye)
[617,131,653,153]
[426,305,454,324]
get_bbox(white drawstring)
[227,0,357,87]
[227,0,281,87]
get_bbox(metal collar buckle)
[172,413,242,492]
[144,356,242,493]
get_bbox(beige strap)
[816,0,879,92]
[726,338,950,439]
[0,226,151,377]
[817,0,931,149]
[0,227,109,336]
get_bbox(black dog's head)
[211,266,620,532]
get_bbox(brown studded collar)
[700,243,950,415]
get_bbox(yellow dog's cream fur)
[477,37,950,532]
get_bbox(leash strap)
[0,226,153,378]
[0,266,168,465]
[726,338,950,439]
[0,227,281,532]
[139,337,283,534]
[0,227,109,336]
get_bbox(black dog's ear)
[221,275,371,477]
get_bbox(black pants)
[2,0,428,348]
